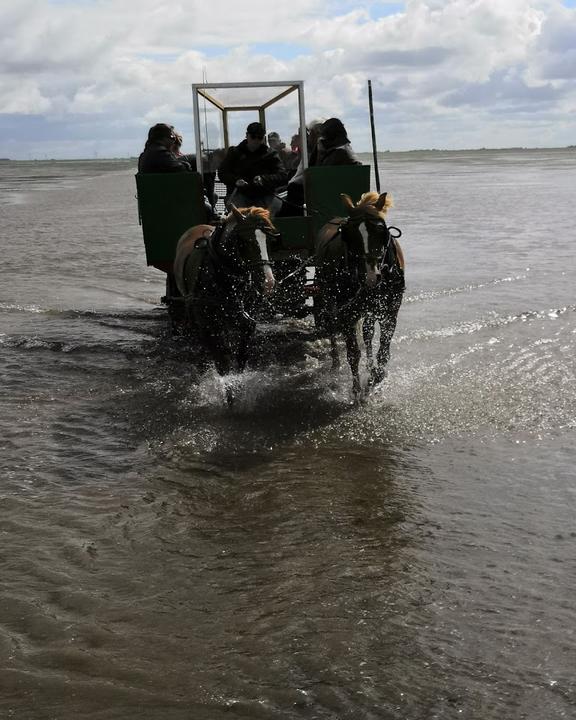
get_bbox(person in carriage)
[217,122,287,217]
[279,117,360,217]
[267,131,299,177]
[138,123,217,218]
[138,123,192,173]
[310,117,361,167]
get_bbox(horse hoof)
[352,387,364,405]
[225,386,235,406]
[370,367,388,387]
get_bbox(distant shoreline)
[0,146,573,163]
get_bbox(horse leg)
[236,312,257,372]
[192,303,233,377]
[373,290,403,386]
[202,328,232,376]
[362,313,376,376]
[198,326,236,405]
[343,324,363,403]
[329,333,340,372]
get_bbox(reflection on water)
[1,154,576,719]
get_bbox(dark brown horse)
[314,191,405,401]
[173,206,277,395]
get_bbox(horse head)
[340,191,393,287]
[224,204,279,294]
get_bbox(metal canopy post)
[192,80,306,153]
[297,81,308,173]
[222,110,230,150]
[192,87,203,175]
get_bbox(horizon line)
[2,145,575,162]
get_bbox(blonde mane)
[338,191,394,221]
[224,205,276,231]
[356,191,394,219]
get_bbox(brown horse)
[173,205,277,391]
[314,191,405,401]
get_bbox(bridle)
[337,216,402,282]
[218,216,277,275]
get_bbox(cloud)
[0,0,575,157]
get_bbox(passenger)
[278,119,324,216]
[290,133,300,155]
[310,117,361,166]
[138,123,193,173]
[172,132,219,212]
[138,123,218,219]
[267,131,284,154]
[218,122,287,216]
[268,131,298,175]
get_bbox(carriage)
[136,81,371,323]
[135,81,403,401]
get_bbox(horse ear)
[340,193,355,210]
[230,204,245,222]
[375,192,388,211]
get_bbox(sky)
[1,0,575,159]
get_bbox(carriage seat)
[136,171,208,273]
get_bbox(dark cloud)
[0,113,142,143]
[539,49,576,80]
[441,71,562,111]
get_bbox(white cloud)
[0,0,575,157]
[0,78,52,114]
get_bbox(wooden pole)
[368,80,381,193]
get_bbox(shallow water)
[1,151,575,719]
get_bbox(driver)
[217,122,287,216]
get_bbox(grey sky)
[1,0,575,159]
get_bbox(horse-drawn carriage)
[136,81,404,401]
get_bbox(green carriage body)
[136,164,371,272]
[136,171,208,273]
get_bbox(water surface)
[1,151,575,719]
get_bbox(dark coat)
[138,142,194,173]
[310,135,361,167]
[218,140,287,199]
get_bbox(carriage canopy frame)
[191,81,308,177]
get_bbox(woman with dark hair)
[310,117,361,167]
[138,123,195,173]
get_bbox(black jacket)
[138,143,194,173]
[218,140,287,198]
[310,135,361,167]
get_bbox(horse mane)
[224,206,276,231]
[356,191,394,219]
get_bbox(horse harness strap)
[182,229,215,300]
[324,221,351,269]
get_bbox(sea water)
[0,150,575,719]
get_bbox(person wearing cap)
[138,123,196,173]
[309,118,361,167]
[218,122,287,214]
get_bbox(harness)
[183,221,274,302]
[378,226,404,281]
[322,219,401,278]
